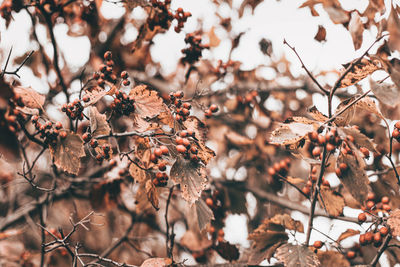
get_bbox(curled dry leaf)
[129,163,149,183]
[383,58,400,91]
[334,97,356,126]
[14,86,45,110]
[337,151,369,205]
[89,106,113,158]
[336,229,360,243]
[140,258,172,267]
[314,25,326,42]
[225,131,254,146]
[275,243,321,267]
[129,84,166,119]
[170,157,208,205]
[348,11,364,50]
[338,58,380,89]
[318,185,345,217]
[387,5,400,52]
[388,209,400,236]
[307,106,329,123]
[370,79,399,108]
[49,131,85,175]
[270,214,304,233]
[83,85,114,107]
[145,179,159,210]
[317,251,350,267]
[195,199,215,230]
[337,127,377,153]
[355,96,385,121]
[269,117,320,145]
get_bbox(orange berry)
[326,143,335,152]
[210,104,219,113]
[393,129,400,139]
[339,163,348,172]
[312,147,321,157]
[346,251,356,259]
[317,135,326,145]
[379,227,389,237]
[313,240,323,249]
[366,200,375,210]
[365,232,373,243]
[359,234,366,245]
[308,131,318,142]
[335,168,342,178]
[374,232,382,243]
[395,121,400,129]
[176,136,184,145]
[205,197,213,207]
[218,229,224,237]
[383,204,391,212]
[302,186,311,196]
[176,145,187,153]
[360,147,369,157]
[158,162,166,171]
[322,179,330,187]
[367,192,376,201]
[358,213,366,223]
[154,148,163,157]
[160,145,169,155]
[381,196,389,204]
[268,167,276,176]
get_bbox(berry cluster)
[150,145,169,187]
[120,71,130,86]
[358,226,389,247]
[175,130,199,163]
[61,99,84,120]
[3,93,27,133]
[235,91,258,105]
[92,51,117,87]
[31,116,65,146]
[301,166,331,197]
[392,121,400,142]
[205,190,226,244]
[147,0,191,33]
[357,193,391,220]
[173,7,191,33]
[204,104,218,118]
[94,144,112,163]
[181,33,209,65]
[169,91,191,122]
[267,157,291,191]
[110,91,135,117]
[308,128,340,159]
[212,59,235,76]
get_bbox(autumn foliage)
[2,0,400,266]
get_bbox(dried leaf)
[215,241,240,261]
[208,26,221,47]
[14,86,44,110]
[384,58,400,91]
[336,229,360,243]
[370,80,399,107]
[238,0,263,18]
[145,179,159,210]
[140,258,172,267]
[388,209,400,236]
[363,0,385,23]
[314,25,326,42]
[275,244,321,267]
[49,131,85,175]
[387,5,400,52]
[337,151,369,205]
[225,131,254,146]
[322,1,349,24]
[195,199,215,230]
[83,86,112,107]
[318,185,345,217]
[88,106,113,158]
[349,11,364,50]
[337,127,377,152]
[180,230,212,251]
[170,157,208,204]
[317,251,350,267]
[270,117,320,145]
[339,58,380,88]
[333,97,356,126]
[130,85,165,119]
[355,96,385,121]
[270,214,304,233]
[129,163,149,183]
[259,38,273,56]
[307,106,329,123]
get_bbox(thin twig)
[165,186,175,260]
[370,234,392,267]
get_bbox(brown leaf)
[14,86,44,110]
[348,11,364,50]
[275,244,321,267]
[130,85,165,119]
[314,25,326,42]
[238,0,263,18]
[49,131,85,175]
[129,163,149,183]
[83,85,113,107]
[388,209,400,236]
[355,96,385,121]
[317,251,350,267]
[170,157,208,204]
[270,117,320,145]
[318,185,345,217]
[145,179,159,210]
[270,214,304,233]
[337,127,377,153]
[333,97,356,126]
[215,241,240,261]
[363,0,385,23]
[370,80,400,108]
[339,58,380,88]
[307,106,329,123]
[336,229,360,243]
[259,38,273,56]
[322,0,349,24]
[180,230,212,251]
[337,151,369,205]
[195,199,215,230]
[383,58,400,91]
[225,131,254,146]
[387,5,400,52]
[208,26,221,47]
[140,258,172,267]
[88,106,113,158]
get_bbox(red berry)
[313,240,323,249]
[312,147,321,157]
[366,200,375,210]
[154,148,163,157]
[209,104,219,113]
[160,145,169,155]
[205,197,213,207]
[367,192,375,201]
[59,131,67,139]
[182,138,190,147]
[176,145,186,153]
[123,80,130,86]
[358,213,367,223]
[158,162,166,171]
[104,51,112,60]
[204,109,212,118]
[180,130,188,137]
[380,227,389,236]
[393,129,400,139]
[395,121,400,129]
[339,163,348,172]
[374,232,382,243]
[326,143,335,152]
[120,71,128,79]
[174,91,184,98]
[381,196,389,204]
[383,204,391,212]
[365,232,373,243]
[176,136,184,145]
[302,186,311,196]
[346,251,356,259]
[150,153,158,163]
[360,147,369,157]
[308,131,318,142]
[55,121,62,129]
[90,139,98,148]
[317,135,325,145]
[359,234,366,245]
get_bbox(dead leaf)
[348,11,364,50]
[333,97,356,126]
[170,157,208,205]
[363,0,385,23]
[339,58,380,88]
[383,58,400,91]
[180,230,212,251]
[307,106,329,123]
[195,199,215,230]
[270,214,304,233]
[215,241,240,261]
[322,0,349,24]
[130,85,165,119]
[14,86,45,110]
[355,96,385,121]
[49,131,85,175]
[317,251,350,267]
[337,127,377,152]
[145,179,159,210]
[336,229,360,243]
[370,80,399,108]
[318,185,345,217]
[275,243,321,267]
[314,25,326,42]
[90,178,122,210]
[225,131,254,146]
[140,258,172,267]
[83,85,113,107]
[208,26,221,47]
[270,117,320,145]
[388,209,400,236]
[337,151,369,205]
[88,106,113,158]
[129,163,149,183]
[387,6,400,52]
[238,0,263,18]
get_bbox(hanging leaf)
[13,86,45,110]
[170,157,208,205]
[270,117,320,145]
[130,85,166,119]
[215,241,240,261]
[317,251,350,267]
[49,131,85,175]
[318,185,345,217]
[355,96,385,121]
[387,5,400,52]
[370,80,399,108]
[348,11,364,50]
[129,163,149,183]
[383,58,400,91]
[275,244,321,267]
[314,25,326,42]
[387,209,400,236]
[83,85,115,107]
[322,0,349,24]
[338,58,380,88]
[307,106,329,123]
[145,179,159,210]
[333,97,356,126]
[337,150,369,205]
[336,229,360,243]
[195,199,215,230]
[337,127,377,153]
[88,106,113,158]
[270,214,304,233]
